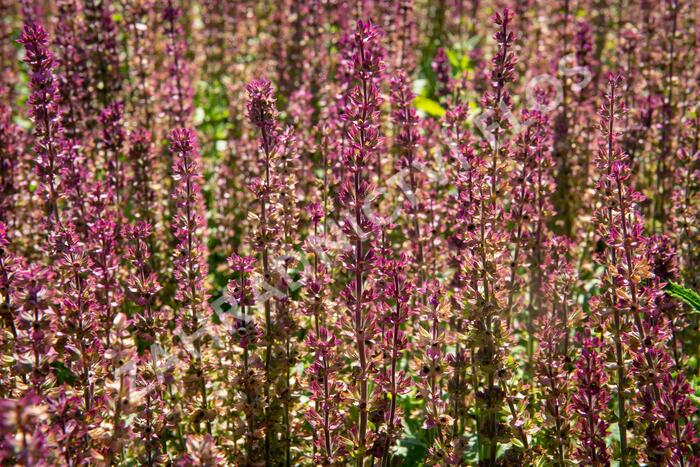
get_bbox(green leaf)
[664,281,700,312]
[414,96,445,117]
[445,48,471,73]
[51,361,77,386]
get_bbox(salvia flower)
[376,253,414,463]
[431,47,452,100]
[169,128,212,434]
[18,20,65,229]
[245,78,290,463]
[0,392,54,465]
[127,129,157,226]
[0,3,698,466]
[305,326,347,464]
[163,0,193,127]
[569,333,610,466]
[246,79,278,132]
[337,20,385,463]
[99,101,126,205]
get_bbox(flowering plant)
[0,3,698,466]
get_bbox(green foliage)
[414,96,445,117]
[664,281,700,312]
[444,45,476,74]
[51,361,77,386]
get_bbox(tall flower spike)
[390,70,425,284]
[306,326,347,464]
[169,128,212,434]
[337,20,384,464]
[53,226,98,413]
[14,263,57,394]
[656,373,698,464]
[593,72,695,463]
[123,0,157,129]
[569,333,610,466]
[451,10,520,463]
[99,101,126,205]
[302,204,344,463]
[163,0,193,127]
[482,7,516,157]
[18,20,64,229]
[591,73,633,460]
[89,215,122,345]
[124,222,161,350]
[534,312,571,464]
[225,252,263,464]
[84,0,122,106]
[54,0,89,141]
[127,130,157,226]
[245,78,285,464]
[415,281,455,462]
[377,254,414,464]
